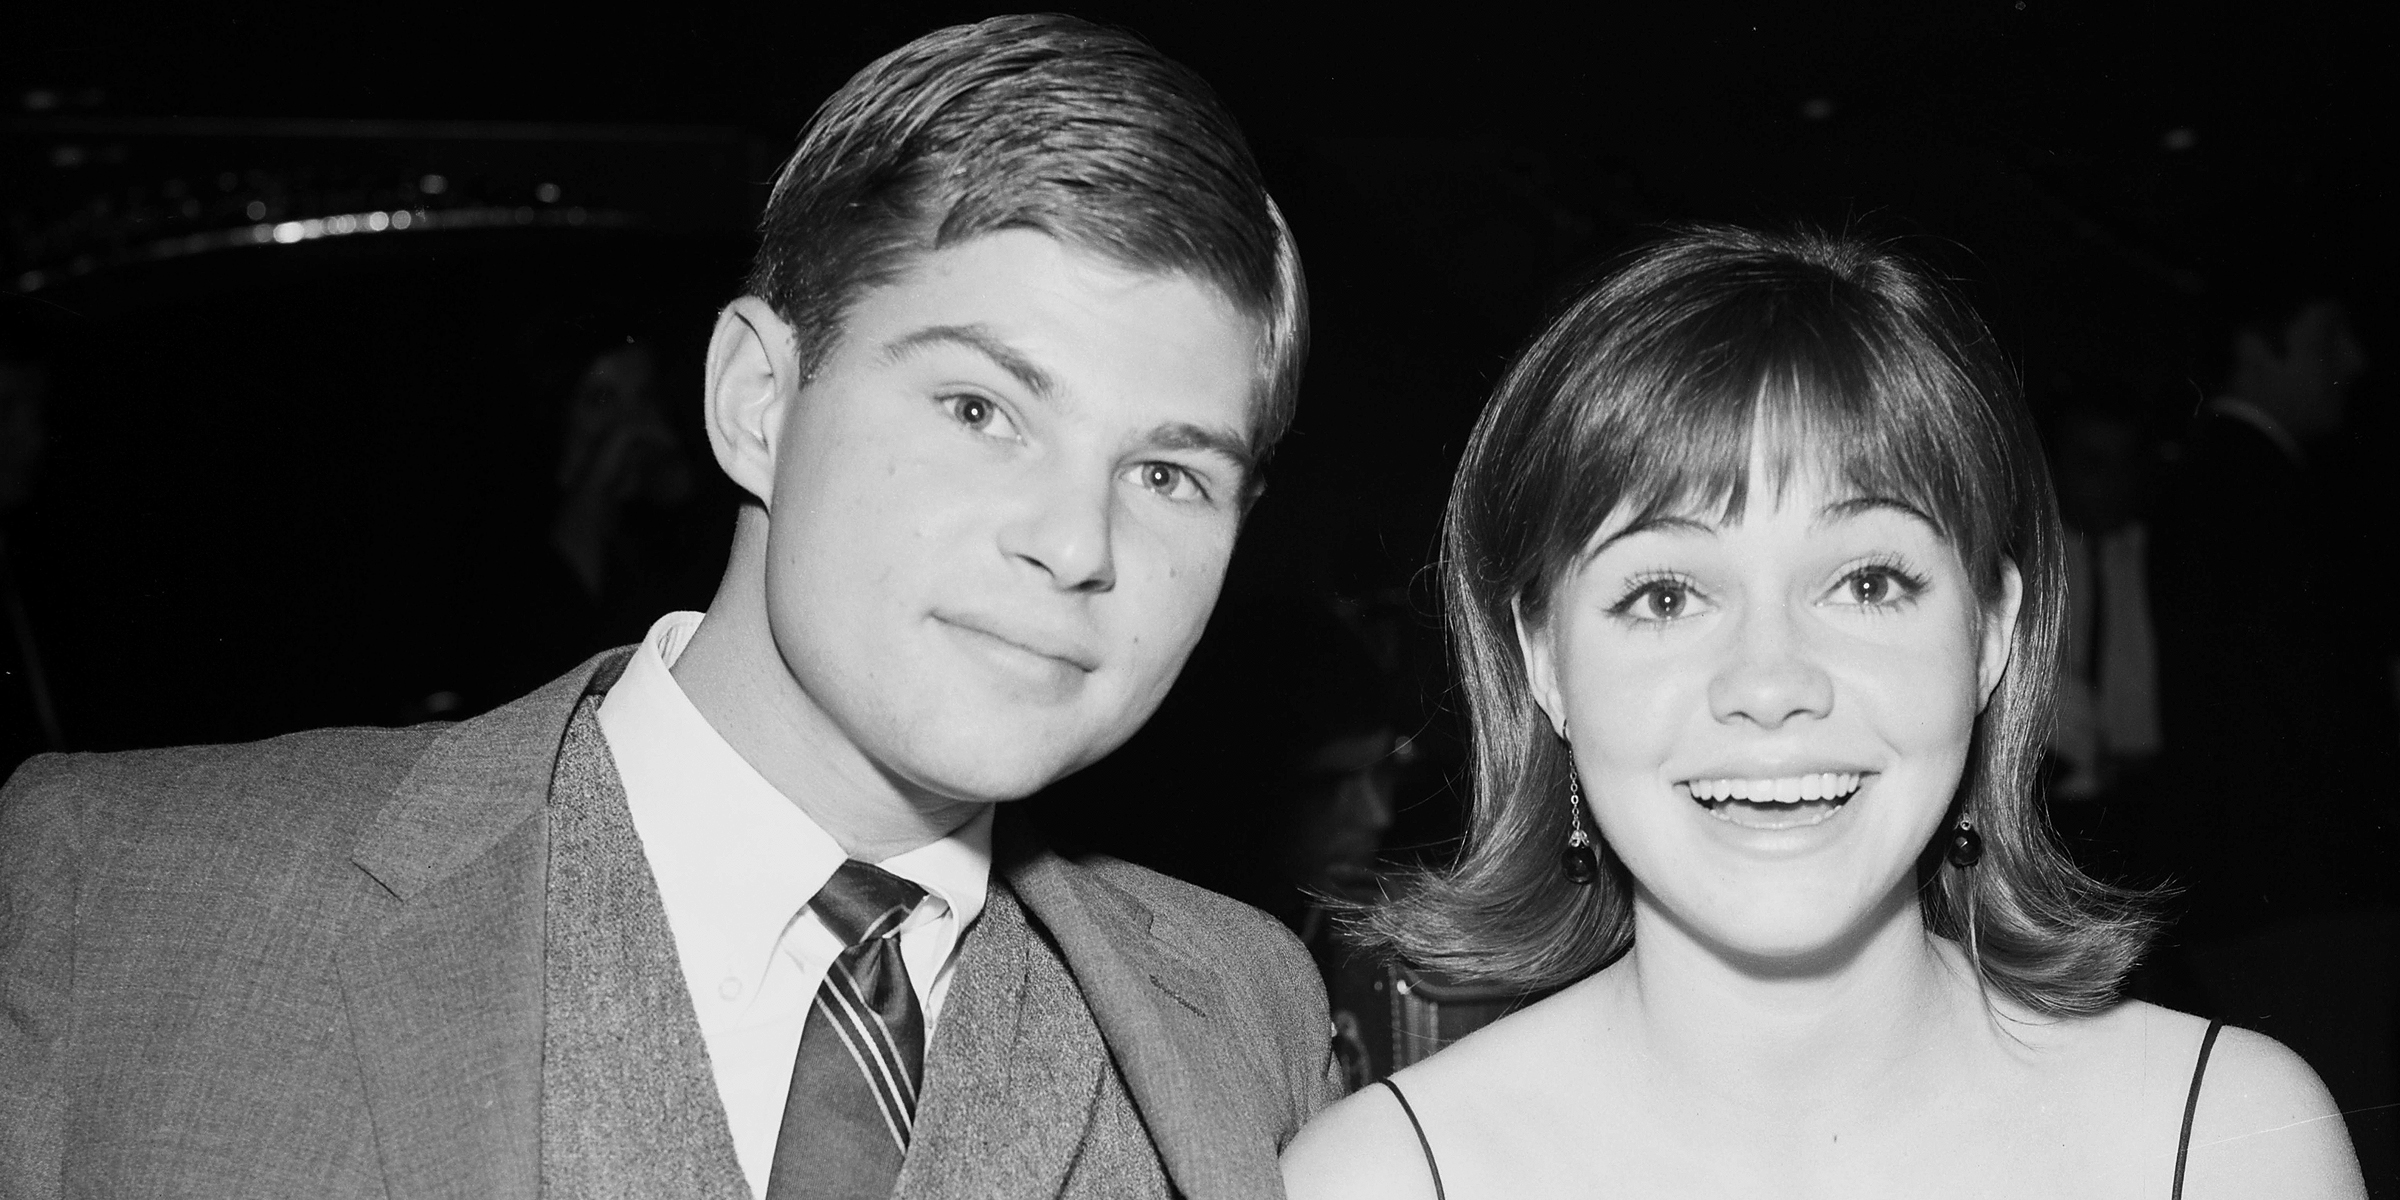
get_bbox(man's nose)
[1706,602,1833,728]
[996,466,1117,593]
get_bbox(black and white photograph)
[2,4,2390,1196]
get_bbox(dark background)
[4,0,2395,1185]
[7,0,2392,741]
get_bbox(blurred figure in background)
[548,339,711,642]
[2147,287,2397,1186]
[2150,292,2389,935]
[451,333,735,725]
[2042,381,2165,884]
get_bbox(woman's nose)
[1706,604,1834,728]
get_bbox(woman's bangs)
[1578,330,1966,546]
[1589,365,1765,535]
[1759,349,1975,547]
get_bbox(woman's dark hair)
[1362,226,2160,1016]
[746,14,1305,480]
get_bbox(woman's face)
[1520,463,2019,963]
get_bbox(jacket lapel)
[996,817,1278,1200]
[335,651,628,1200]
[897,883,1106,1200]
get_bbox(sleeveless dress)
[1377,1020,2227,1199]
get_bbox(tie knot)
[812,860,926,948]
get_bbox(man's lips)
[934,614,1101,673]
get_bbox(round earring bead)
[1946,824,1985,868]
[1561,844,1599,885]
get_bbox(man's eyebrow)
[1144,421,1258,484]
[1589,514,1715,558]
[1816,495,1939,529]
[880,324,1056,398]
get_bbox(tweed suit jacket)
[538,695,1170,1200]
[0,650,1343,1200]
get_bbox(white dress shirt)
[596,611,993,1199]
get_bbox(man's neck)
[668,563,986,863]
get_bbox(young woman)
[1282,228,2363,1199]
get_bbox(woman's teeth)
[1686,774,1863,829]
[1687,773,1862,804]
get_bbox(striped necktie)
[763,860,928,1200]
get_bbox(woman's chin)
[1640,886,1921,976]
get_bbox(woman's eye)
[1130,461,1209,503]
[1615,579,1696,622]
[1836,566,1921,608]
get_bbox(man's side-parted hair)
[745,14,1307,475]
[1362,226,2162,1017]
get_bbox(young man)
[0,16,1338,1200]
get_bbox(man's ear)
[704,296,800,507]
[1977,558,2025,710]
[1512,596,1569,738]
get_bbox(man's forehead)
[852,234,1268,418]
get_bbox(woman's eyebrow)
[1815,495,1938,529]
[1589,514,1715,558]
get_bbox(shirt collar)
[596,611,992,982]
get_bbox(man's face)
[760,229,1259,804]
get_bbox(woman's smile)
[1683,770,1866,829]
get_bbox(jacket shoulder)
[3,725,447,854]
[9,724,445,791]
[1072,855,1311,967]
[1047,852,1338,1090]
[0,646,630,863]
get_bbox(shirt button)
[718,977,743,1001]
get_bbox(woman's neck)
[1595,885,1990,1113]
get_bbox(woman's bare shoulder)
[1285,991,1591,1200]
[1281,1081,1442,1200]
[2176,1021,2365,1199]
[2044,1001,2363,1197]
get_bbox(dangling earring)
[1561,747,1598,885]
[1945,814,1984,868]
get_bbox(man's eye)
[1130,461,1208,502]
[942,394,1015,437]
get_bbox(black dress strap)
[1378,1078,1447,1200]
[2171,1019,2226,1200]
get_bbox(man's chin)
[888,741,1093,808]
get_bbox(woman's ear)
[703,296,800,507]
[1977,558,2025,710]
[1513,595,1570,738]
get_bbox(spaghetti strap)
[2171,1019,2226,1200]
[1377,1078,1447,1200]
